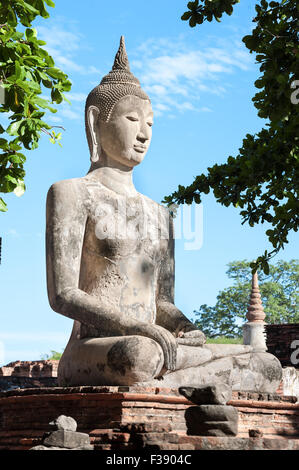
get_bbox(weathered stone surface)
[249,429,263,438]
[43,430,90,449]
[186,405,239,422]
[187,421,238,437]
[185,405,239,437]
[30,445,65,451]
[49,415,77,432]
[179,383,232,405]
[243,322,267,352]
[30,444,94,451]
[281,367,299,402]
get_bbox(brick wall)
[0,361,58,392]
[266,324,299,367]
[0,386,298,450]
[0,360,59,377]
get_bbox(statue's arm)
[46,180,177,369]
[46,179,124,332]
[156,216,206,345]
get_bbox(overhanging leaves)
[0,0,72,211]
[167,0,299,273]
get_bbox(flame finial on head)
[100,35,140,87]
[112,36,130,71]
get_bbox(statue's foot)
[144,344,282,393]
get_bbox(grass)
[205,336,243,344]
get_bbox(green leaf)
[7,120,23,136]
[46,67,66,80]
[32,96,57,112]
[51,88,63,104]
[21,2,40,14]
[0,198,8,212]
[13,179,26,197]
[189,16,196,27]
[0,138,8,147]
[25,27,37,40]
[7,6,17,27]
[181,11,192,20]
[263,261,270,276]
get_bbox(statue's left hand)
[176,329,206,347]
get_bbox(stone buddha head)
[85,36,153,169]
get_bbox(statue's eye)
[126,116,139,122]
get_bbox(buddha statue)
[46,37,282,392]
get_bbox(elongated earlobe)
[91,142,99,163]
[88,106,100,163]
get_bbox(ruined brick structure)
[0,361,58,392]
[266,324,299,368]
[0,386,298,451]
[0,357,298,450]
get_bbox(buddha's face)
[98,95,153,168]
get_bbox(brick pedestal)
[0,387,298,450]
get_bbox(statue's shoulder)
[48,176,87,199]
[46,177,90,218]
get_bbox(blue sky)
[0,0,298,365]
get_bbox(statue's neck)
[87,152,137,197]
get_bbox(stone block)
[179,383,232,405]
[49,415,77,432]
[43,430,90,449]
[187,405,238,422]
[185,405,239,437]
[30,444,94,451]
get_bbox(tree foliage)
[164,0,299,273]
[0,0,71,212]
[41,349,62,360]
[194,259,299,338]
[181,0,240,26]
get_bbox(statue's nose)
[137,124,150,143]
[136,133,148,143]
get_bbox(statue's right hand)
[128,322,177,371]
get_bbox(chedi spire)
[246,272,266,322]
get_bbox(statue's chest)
[85,191,169,261]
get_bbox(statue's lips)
[133,145,147,153]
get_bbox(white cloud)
[67,92,87,102]
[48,115,63,123]
[36,26,82,53]
[132,36,253,117]
[6,229,19,237]
[60,107,81,121]
[36,25,101,76]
